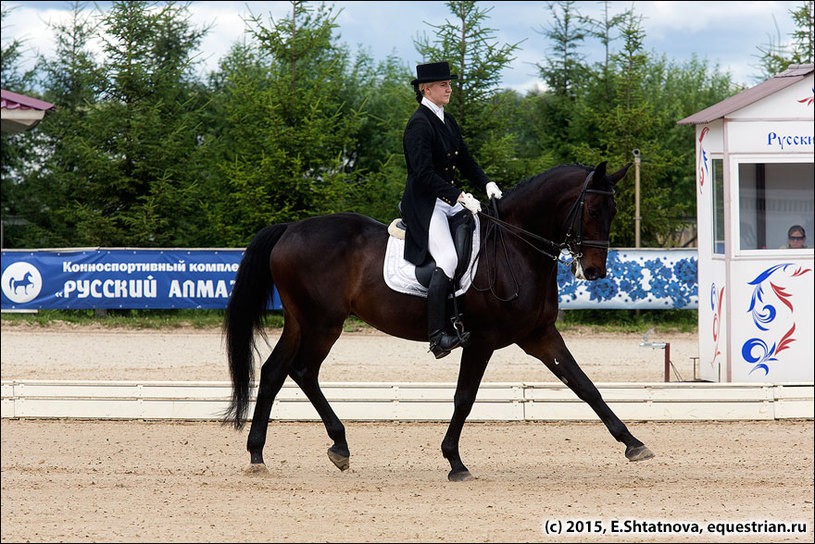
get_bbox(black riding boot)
[427,267,469,359]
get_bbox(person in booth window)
[782,225,808,249]
[400,61,503,360]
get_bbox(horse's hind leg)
[288,326,349,471]
[246,325,299,469]
[518,328,655,462]
[441,344,494,481]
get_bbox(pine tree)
[64,0,210,246]
[14,1,105,247]
[754,1,813,80]
[790,0,814,64]
[206,1,364,244]
[526,1,590,163]
[413,0,522,187]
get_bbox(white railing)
[2,381,812,421]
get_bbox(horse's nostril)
[584,268,602,281]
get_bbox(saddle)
[387,210,476,288]
[384,211,480,298]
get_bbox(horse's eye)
[587,208,599,218]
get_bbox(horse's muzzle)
[571,259,605,281]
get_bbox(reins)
[471,169,614,301]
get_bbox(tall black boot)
[427,267,466,359]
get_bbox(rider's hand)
[458,192,482,215]
[486,181,503,200]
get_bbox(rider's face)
[424,80,452,107]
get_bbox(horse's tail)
[223,223,289,430]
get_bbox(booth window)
[738,162,814,250]
[712,159,725,254]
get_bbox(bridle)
[561,170,616,259]
[471,169,616,301]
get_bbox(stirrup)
[451,315,471,348]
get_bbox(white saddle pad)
[383,216,480,298]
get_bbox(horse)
[223,161,655,481]
[10,271,34,295]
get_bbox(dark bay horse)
[224,161,655,481]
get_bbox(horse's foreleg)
[441,345,494,482]
[518,328,654,462]
[288,329,349,472]
[246,331,298,469]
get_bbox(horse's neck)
[501,179,564,235]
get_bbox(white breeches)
[428,198,464,279]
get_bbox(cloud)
[3,3,71,61]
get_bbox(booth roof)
[677,63,814,125]
[1,89,55,111]
[1,89,56,134]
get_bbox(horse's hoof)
[626,444,655,462]
[245,463,269,474]
[327,447,350,471]
[448,470,475,482]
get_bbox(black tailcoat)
[400,105,490,266]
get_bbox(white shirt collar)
[421,96,445,123]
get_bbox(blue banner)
[1,249,281,310]
[559,249,698,309]
[2,248,697,311]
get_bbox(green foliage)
[202,1,366,245]
[529,3,739,247]
[558,309,698,333]
[754,0,813,80]
[1,3,44,247]
[535,0,590,98]
[790,0,814,63]
[4,1,212,247]
[414,0,522,190]
[0,0,793,252]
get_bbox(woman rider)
[400,61,503,359]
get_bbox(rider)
[401,61,503,359]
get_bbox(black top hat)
[410,62,458,86]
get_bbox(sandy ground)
[2,419,813,543]
[0,322,700,383]
[2,323,813,543]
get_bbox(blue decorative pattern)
[558,249,698,309]
[741,263,811,376]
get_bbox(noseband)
[472,168,615,301]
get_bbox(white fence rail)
[2,381,812,421]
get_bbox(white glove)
[458,192,482,215]
[486,181,503,200]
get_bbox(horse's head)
[565,161,630,280]
[495,161,630,280]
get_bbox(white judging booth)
[679,64,814,383]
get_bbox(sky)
[1,1,805,93]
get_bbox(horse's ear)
[607,163,632,186]
[592,161,607,183]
